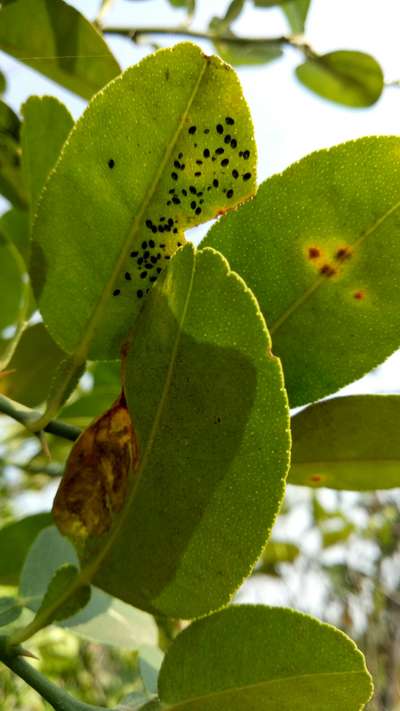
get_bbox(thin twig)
[0,643,103,711]
[103,25,313,56]
[0,394,81,442]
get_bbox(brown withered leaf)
[53,391,138,541]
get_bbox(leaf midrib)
[87,247,197,580]
[33,249,197,626]
[270,196,400,336]
[160,669,368,709]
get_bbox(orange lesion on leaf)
[309,474,326,486]
[319,264,337,278]
[308,246,321,260]
[53,391,138,541]
[335,245,352,262]
[353,290,365,300]
[305,240,355,280]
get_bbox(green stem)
[0,394,81,442]
[0,642,104,711]
[103,25,313,55]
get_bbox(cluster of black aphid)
[110,115,252,300]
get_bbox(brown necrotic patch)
[320,264,337,278]
[53,391,138,541]
[335,246,352,262]
[308,247,320,259]
[353,290,365,300]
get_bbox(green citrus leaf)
[0,233,25,335]
[253,0,290,6]
[223,0,247,24]
[0,226,30,369]
[60,387,120,425]
[0,512,52,586]
[0,0,120,99]
[21,96,74,221]
[31,42,257,364]
[282,0,311,33]
[33,563,91,625]
[20,526,157,648]
[258,540,300,575]
[0,323,66,407]
[202,137,400,406]
[209,15,282,66]
[289,395,400,490]
[154,605,373,710]
[0,597,22,627]
[53,245,289,619]
[0,99,20,141]
[296,51,384,107]
[213,33,282,66]
[0,207,30,264]
[0,131,27,209]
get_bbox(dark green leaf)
[61,387,120,424]
[155,606,373,710]
[0,323,66,407]
[0,70,5,94]
[0,216,31,368]
[53,245,289,619]
[33,563,91,624]
[0,597,23,627]
[296,51,384,107]
[0,227,30,369]
[0,0,120,99]
[0,512,52,586]
[202,137,400,406]
[21,96,74,220]
[289,395,400,490]
[0,233,25,335]
[0,99,20,141]
[31,43,257,363]
[0,206,30,264]
[0,132,28,208]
